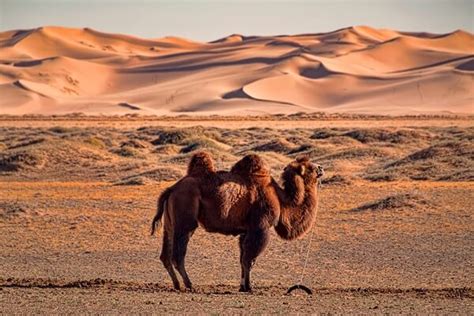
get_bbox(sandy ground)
[1,181,472,314]
[0,118,473,313]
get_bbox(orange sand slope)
[0,26,473,115]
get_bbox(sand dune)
[0,26,472,115]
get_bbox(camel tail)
[151,187,172,236]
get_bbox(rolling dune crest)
[0,26,472,115]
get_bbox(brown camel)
[151,151,323,292]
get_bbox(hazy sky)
[0,0,472,41]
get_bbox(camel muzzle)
[316,165,324,178]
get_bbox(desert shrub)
[364,171,398,182]
[8,138,47,150]
[310,128,341,139]
[386,141,472,168]
[368,141,473,181]
[438,170,474,181]
[84,137,106,148]
[153,144,181,155]
[436,127,474,142]
[180,137,230,153]
[343,129,430,144]
[49,126,79,134]
[403,141,472,162]
[201,129,226,143]
[151,130,190,145]
[288,144,314,155]
[321,174,351,186]
[0,201,28,219]
[126,167,184,182]
[114,176,151,186]
[120,139,148,149]
[0,151,45,171]
[350,193,428,212]
[114,145,141,157]
[252,138,295,153]
[319,147,391,161]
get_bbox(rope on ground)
[287,179,322,295]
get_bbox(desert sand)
[0,26,473,115]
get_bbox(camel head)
[283,155,324,186]
[276,155,323,240]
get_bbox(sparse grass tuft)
[321,174,352,186]
[153,144,181,155]
[151,130,191,145]
[372,141,474,181]
[350,193,428,212]
[114,176,151,186]
[180,137,230,154]
[311,128,341,139]
[343,129,430,144]
[114,145,141,157]
[252,138,295,153]
[121,139,148,149]
[49,126,79,134]
[85,137,106,149]
[0,151,45,171]
[0,201,28,219]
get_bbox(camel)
[151,151,323,292]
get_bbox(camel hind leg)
[239,228,270,292]
[160,230,181,290]
[169,187,200,290]
[172,227,197,290]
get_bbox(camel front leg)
[239,229,270,292]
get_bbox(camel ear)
[290,161,299,169]
[299,165,306,176]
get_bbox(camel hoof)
[239,286,252,293]
[185,287,196,293]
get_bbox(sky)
[0,0,473,41]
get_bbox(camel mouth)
[316,165,324,178]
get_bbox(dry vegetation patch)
[367,141,474,181]
[343,129,432,144]
[349,193,430,212]
[0,125,471,184]
[0,201,42,219]
[252,138,296,153]
[0,150,46,171]
[321,174,352,186]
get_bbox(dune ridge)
[0,26,472,115]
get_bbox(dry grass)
[0,124,471,185]
[349,193,430,212]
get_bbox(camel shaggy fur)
[151,151,323,292]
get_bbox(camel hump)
[187,151,216,176]
[231,154,270,178]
